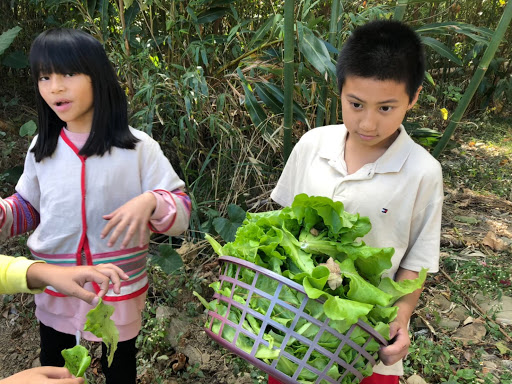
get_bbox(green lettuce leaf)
[84,298,119,367]
[61,345,91,379]
[378,268,428,304]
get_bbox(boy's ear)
[408,86,422,110]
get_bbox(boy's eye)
[351,102,362,109]
[380,106,393,112]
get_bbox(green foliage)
[150,244,184,275]
[443,253,512,300]
[212,204,247,242]
[19,120,36,137]
[0,26,22,56]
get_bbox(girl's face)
[38,72,94,133]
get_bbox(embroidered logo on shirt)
[381,208,388,213]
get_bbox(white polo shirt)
[271,124,444,375]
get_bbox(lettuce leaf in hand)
[61,345,91,381]
[84,297,119,367]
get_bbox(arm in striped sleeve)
[0,193,40,241]
[147,189,191,236]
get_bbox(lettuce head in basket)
[195,194,426,383]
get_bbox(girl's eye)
[65,73,76,77]
[351,102,362,109]
[380,106,393,112]
[39,75,50,81]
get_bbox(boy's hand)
[101,192,156,249]
[378,320,410,366]
[26,263,129,304]
[0,366,84,384]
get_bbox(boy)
[269,20,444,384]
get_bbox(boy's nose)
[360,111,376,131]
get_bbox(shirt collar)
[318,124,414,174]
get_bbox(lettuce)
[84,298,119,367]
[61,345,91,382]
[200,194,427,383]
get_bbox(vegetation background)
[0,0,511,383]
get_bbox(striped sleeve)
[148,189,191,235]
[0,193,40,240]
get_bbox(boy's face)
[340,76,420,150]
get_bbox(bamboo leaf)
[197,7,230,24]
[0,26,22,56]
[249,14,282,48]
[416,22,493,44]
[124,2,140,30]
[421,36,462,66]
[237,69,268,133]
[87,0,97,18]
[255,82,308,125]
[99,0,110,38]
[297,22,336,78]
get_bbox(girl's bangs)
[31,38,89,77]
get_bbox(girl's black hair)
[29,28,138,162]
[336,20,426,103]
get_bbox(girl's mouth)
[54,101,71,112]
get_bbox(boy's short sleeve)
[399,166,444,273]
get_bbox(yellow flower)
[499,0,506,6]
[440,108,449,120]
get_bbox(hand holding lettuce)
[197,194,426,383]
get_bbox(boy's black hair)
[336,20,425,102]
[29,28,138,162]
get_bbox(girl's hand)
[0,366,84,384]
[377,320,410,366]
[101,192,156,249]
[26,263,129,304]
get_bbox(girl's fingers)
[49,378,85,384]
[38,366,74,379]
[120,222,138,249]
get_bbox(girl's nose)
[50,76,65,93]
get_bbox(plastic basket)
[204,256,388,384]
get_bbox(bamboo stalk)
[329,0,344,125]
[316,0,342,128]
[118,0,134,98]
[432,0,512,158]
[283,0,295,162]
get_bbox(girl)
[0,28,191,384]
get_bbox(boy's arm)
[378,267,423,366]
